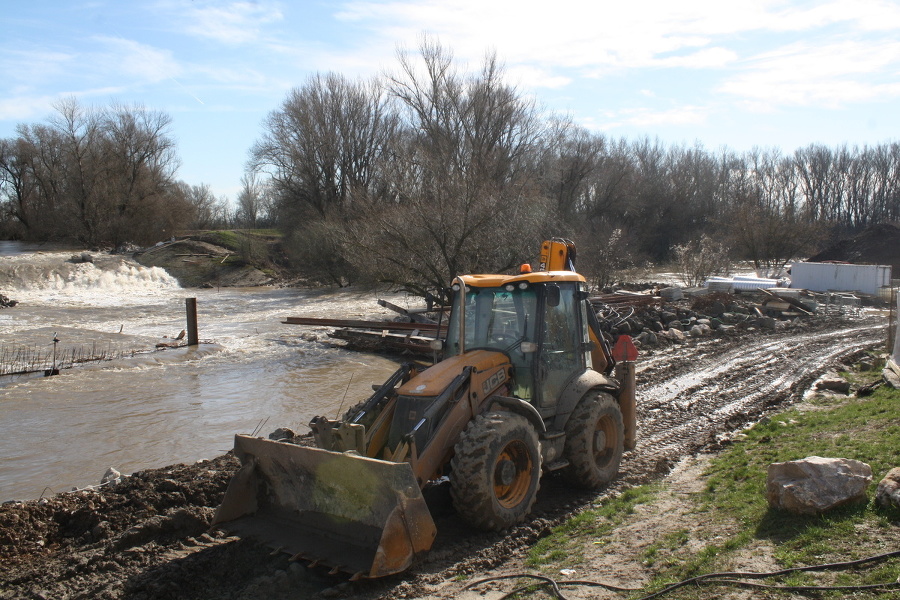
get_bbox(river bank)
[0,310,888,600]
[132,230,292,288]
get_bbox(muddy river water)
[0,245,410,501]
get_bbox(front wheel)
[562,391,624,488]
[450,412,541,530]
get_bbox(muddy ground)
[0,308,889,600]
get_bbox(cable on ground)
[462,548,900,599]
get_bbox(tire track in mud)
[1,317,888,600]
[386,318,888,599]
[634,322,881,461]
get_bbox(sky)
[2,0,900,200]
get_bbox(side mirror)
[546,284,561,307]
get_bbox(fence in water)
[0,342,128,376]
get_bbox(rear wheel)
[450,412,541,530]
[562,391,624,488]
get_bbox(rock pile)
[594,291,809,350]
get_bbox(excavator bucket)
[212,434,437,579]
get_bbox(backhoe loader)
[213,239,638,579]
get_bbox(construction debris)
[283,286,843,356]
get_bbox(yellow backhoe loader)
[213,239,638,579]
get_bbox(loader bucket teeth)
[213,435,436,578]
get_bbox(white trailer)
[789,262,892,296]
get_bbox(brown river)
[0,243,410,501]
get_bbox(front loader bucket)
[212,434,437,579]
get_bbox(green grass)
[522,374,900,599]
[526,484,659,569]
[194,230,283,268]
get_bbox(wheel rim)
[593,414,619,467]
[493,440,533,508]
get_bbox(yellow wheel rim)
[493,440,533,508]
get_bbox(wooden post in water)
[186,298,199,346]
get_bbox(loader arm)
[390,350,513,487]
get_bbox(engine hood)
[396,350,510,397]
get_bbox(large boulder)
[766,456,872,515]
[875,467,900,509]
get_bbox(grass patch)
[526,484,659,570]
[194,230,282,269]
[520,376,900,599]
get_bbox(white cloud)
[621,105,709,128]
[177,1,284,44]
[91,36,183,84]
[1,49,75,87]
[0,95,58,121]
[329,0,900,88]
[506,65,571,90]
[655,47,738,69]
[719,40,900,109]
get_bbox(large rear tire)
[450,411,541,530]
[562,391,624,488]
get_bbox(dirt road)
[0,313,886,600]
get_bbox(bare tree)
[99,102,180,244]
[348,38,549,297]
[672,234,730,286]
[0,98,182,246]
[725,149,825,276]
[235,171,266,229]
[174,181,232,230]
[0,137,40,236]
[250,72,397,222]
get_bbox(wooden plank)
[283,317,439,331]
[589,293,660,306]
[760,289,814,315]
[377,299,437,324]
[328,329,434,355]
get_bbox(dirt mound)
[135,239,275,287]
[808,223,900,272]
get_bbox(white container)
[789,262,892,296]
[706,275,780,291]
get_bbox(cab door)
[536,282,585,409]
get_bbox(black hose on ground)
[463,548,900,600]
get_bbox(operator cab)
[443,273,593,415]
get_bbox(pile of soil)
[808,223,900,272]
[134,239,275,288]
[0,456,243,600]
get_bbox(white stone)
[100,467,122,486]
[766,456,872,515]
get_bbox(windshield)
[445,285,538,357]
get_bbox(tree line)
[2,40,898,293]
[0,99,240,248]
[250,40,899,292]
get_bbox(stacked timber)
[283,296,444,356]
[282,316,439,356]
